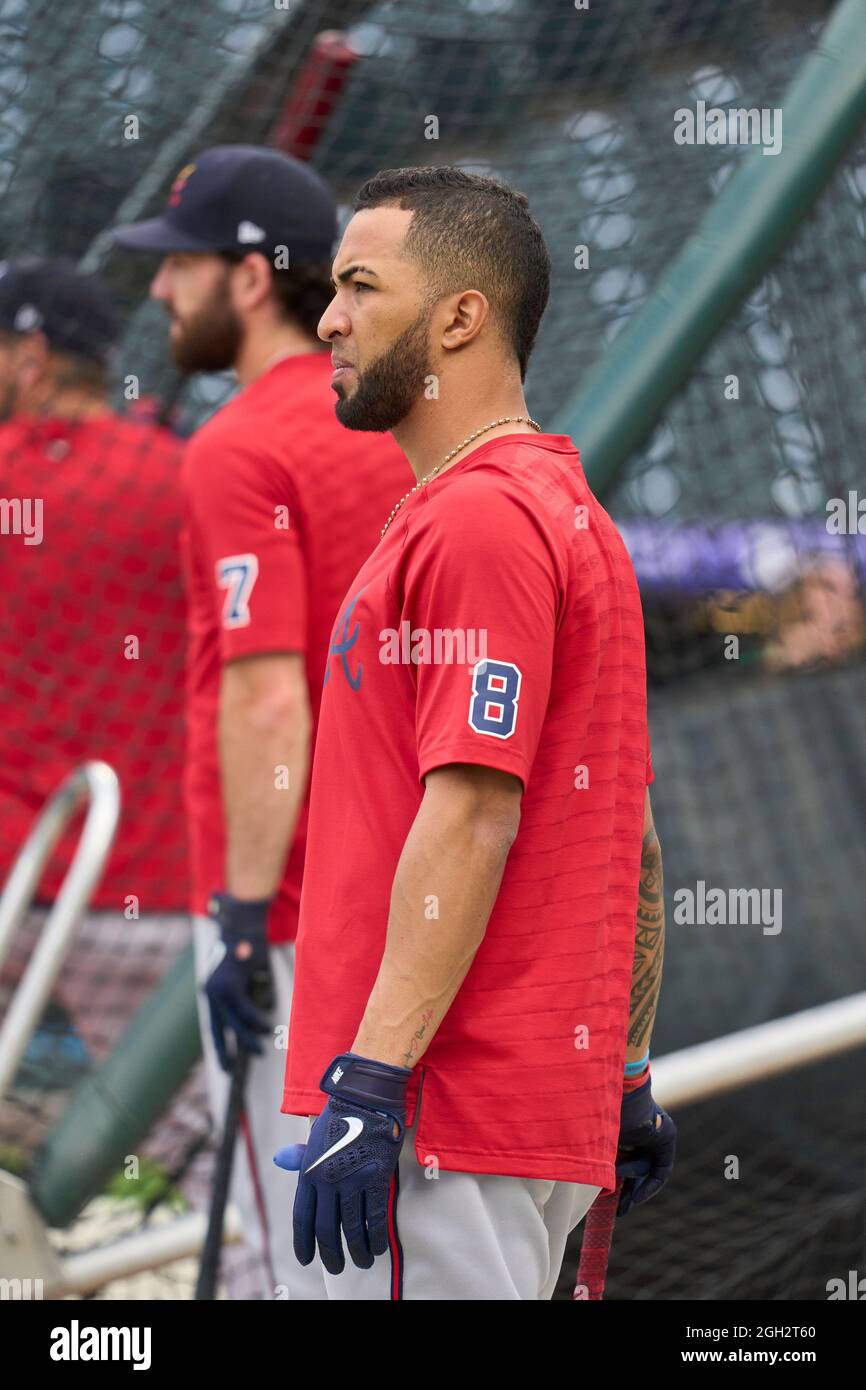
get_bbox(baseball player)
[112,146,411,1298]
[275,166,675,1300]
[0,258,189,1061]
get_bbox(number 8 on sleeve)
[468,659,522,739]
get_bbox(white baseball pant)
[195,916,601,1300]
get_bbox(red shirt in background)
[0,413,188,910]
[181,351,411,944]
[282,433,651,1189]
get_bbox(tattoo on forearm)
[402,1008,434,1068]
[628,838,666,1050]
[629,949,663,1015]
[634,911,663,953]
[629,991,658,1050]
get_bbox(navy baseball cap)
[0,258,119,365]
[112,145,338,263]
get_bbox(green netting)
[1,0,864,1300]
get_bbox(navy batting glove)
[274,1052,412,1275]
[615,1075,676,1216]
[203,892,274,1072]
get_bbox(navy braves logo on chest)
[324,589,364,690]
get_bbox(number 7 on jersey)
[216,553,259,629]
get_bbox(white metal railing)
[652,991,866,1108]
[0,761,120,1097]
[45,1208,243,1299]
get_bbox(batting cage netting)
[1,0,865,1300]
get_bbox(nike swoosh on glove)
[274,1052,412,1275]
[615,1074,677,1216]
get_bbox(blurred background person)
[0,257,189,1075]
[113,145,411,1299]
[617,517,866,677]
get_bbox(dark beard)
[334,307,433,432]
[168,274,242,373]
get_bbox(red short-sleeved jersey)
[181,351,411,943]
[281,432,651,1189]
[0,414,188,909]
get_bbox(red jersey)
[282,433,651,1189]
[181,351,411,944]
[0,413,188,910]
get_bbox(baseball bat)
[194,1043,252,1300]
[195,970,273,1300]
[574,1177,624,1301]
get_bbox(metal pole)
[0,762,120,1097]
[45,1207,243,1299]
[652,990,866,1109]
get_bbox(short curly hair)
[270,262,334,340]
[353,165,551,381]
[221,254,333,340]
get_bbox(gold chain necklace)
[380,416,542,538]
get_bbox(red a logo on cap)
[169,163,196,208]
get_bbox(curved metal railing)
[0,761,120,1097]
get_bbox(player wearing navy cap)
[113,147,410,1299]
[113,144,339,263]
[0,257,119,380]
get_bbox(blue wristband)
[625,1050,650,1076]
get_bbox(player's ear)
[233,251,273,313]
[440,288,489,353]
